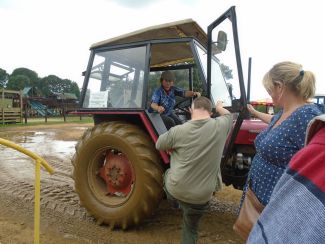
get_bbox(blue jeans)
[164,187,208,244]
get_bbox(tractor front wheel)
[72,121,163,229]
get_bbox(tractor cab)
[72,6,247,228]
[78,7,246,128]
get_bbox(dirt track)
[0,123,244,243]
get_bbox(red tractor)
[226,92,325,190]
[72,6,250,228]
[222,100,270,189]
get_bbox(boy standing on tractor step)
[149,70,201,129]
[156,97,232,244]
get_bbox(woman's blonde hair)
[262,61,316,101]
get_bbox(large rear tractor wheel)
[72,121,164,229]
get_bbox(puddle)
[1,131,76,157]
[0,128,80,180]
[19,131,76,157]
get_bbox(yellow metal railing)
[0,138,54,244]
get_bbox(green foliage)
[192,67,205,96]
[174,69,190,89]
[39,75,80,98]
[7,74,30,90]
[1,66,80,98]
[10,67,39,87]
[0,68,9,88]
[63,79,81,98]
[220,63,233,80]
[148,72,161,95]
[39,75,61,96]
[0,116,93,128]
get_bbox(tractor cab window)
[207,13,245,111]
[148,70,190,106]
[147,41,206,112]
[83,46,146,109]
[195,43,231,106]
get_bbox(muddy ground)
[0,123,244,244]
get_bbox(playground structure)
[0,88,23,124]
[27,100,57,116]
[0,87,79,124]
[23,89,78,118]
[22,95,79,123]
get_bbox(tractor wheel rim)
[88,148,135,207]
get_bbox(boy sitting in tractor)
[149,70,200,129]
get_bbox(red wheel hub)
[99,151,134,196]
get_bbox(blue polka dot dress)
[241,104,322,207]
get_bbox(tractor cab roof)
[90,19,208,68]
[91,19,207,49]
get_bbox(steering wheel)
[173,97,192,118]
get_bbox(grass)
[0,116,94,128]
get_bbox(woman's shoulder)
[290,104,322,124]
[299,103,322,116]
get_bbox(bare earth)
[0,123,244,244]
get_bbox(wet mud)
[0,123,244,243]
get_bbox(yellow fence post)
[0,138,54,244]
[34,159,41,244]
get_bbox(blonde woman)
[242,61,322,207]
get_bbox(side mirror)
[211,31,227,55]
[217,31,227,51]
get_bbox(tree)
[39,75,80,98]
[63,79,80,98]
[1,66,80,97]
[0,68,9,88]
[220,63,233,80]
[10,68,39,87]
[38,75,60,96]
[6,74,30,90]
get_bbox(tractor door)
[207,6,248,187]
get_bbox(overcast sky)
[1,0,324,100]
